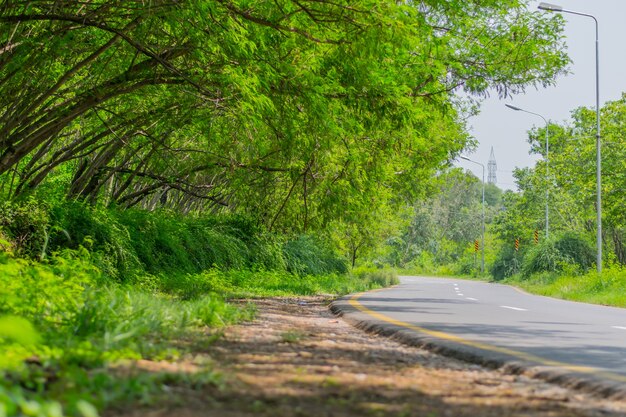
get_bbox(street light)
[538,2,602,273]
[459,156,485,275]
[505,104,550,239]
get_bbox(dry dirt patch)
[110,297,626,417]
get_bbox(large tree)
[492,94,626,265]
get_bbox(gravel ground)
[110,297,626,417]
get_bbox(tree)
[493,94,626,267]
[387,168,503,268]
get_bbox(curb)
[330,296,626,401]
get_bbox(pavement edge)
[330,295,626,401]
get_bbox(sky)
[458,0,626,190]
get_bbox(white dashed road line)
[466,297,478,301]
[500,305,528,311]
[612,326,626,330]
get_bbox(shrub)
[490,244,522,280]
[0,199,50,258]
[554,232,595,270]
[0,250,96,326]
[49,202,140,280]
[522,232,595,277]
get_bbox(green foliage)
[386,168,503,276]
[0,251,248,417]
[0,316,40,346]
[158,266,390,299]
[351,266,400,288]
[117,210,250,276]
[44,202,350,282]
[0,250,95,325]
[490,245,522,280]
[49,202,140,280]
[521,232,595,276]
[0,199,50,257]
[283,235,348,276]
[0,0,568,244]
[497,94,626,266]
[505,265,626,308]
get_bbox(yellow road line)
[349,291,626,384]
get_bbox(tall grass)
[45,202,349,282]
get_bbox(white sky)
[458,0,626,190]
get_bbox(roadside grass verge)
[160,266,399,299]
[0,249,397,417]
[503,267,626,308]
[0,251,249,416]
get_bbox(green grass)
[0,249,397,416]
[159,267,399,300]
[0,252,250,417]
[503,267,626,307]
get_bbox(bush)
[2,200,353,283]
[49,202,140,280]
[118,210,250,275]
[554,232,595,270]
[0,250,250,417]
[522,232,595,276]
[0,250,96,326]
[490,244,522,280]
[0,199,50,258]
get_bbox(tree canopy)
[1,0,568,234]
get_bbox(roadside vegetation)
[0,200,396,417]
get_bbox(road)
[348,276,626,384]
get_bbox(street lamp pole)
[505,104,550,239]
[538,2,602,273]
[460,156,485,275]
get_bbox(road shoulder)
[331,291,626,402]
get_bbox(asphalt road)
[351,276,626,382]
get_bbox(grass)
[0,251,251,417]
[503,267,626,308]
[0,249,398,416]
[159,267,399,300]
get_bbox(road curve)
[332,276,626,398]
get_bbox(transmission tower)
[487,147,497,184]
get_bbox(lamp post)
[460,156,485,274]
[505,104,550,239]
[538,2,602,273]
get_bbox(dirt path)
[112,297,626,417]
